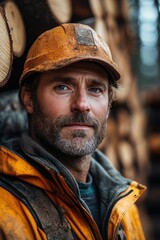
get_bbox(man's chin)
[53,138,97,156]
[61,128,93,139]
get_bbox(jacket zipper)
[54,173,102,240]
[102,189,133,240]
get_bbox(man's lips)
[63,123,93,129]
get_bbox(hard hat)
[19,23,120,86]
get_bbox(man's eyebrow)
[47,76,108,88]
[48,77,75,84]
[89,79,108,88]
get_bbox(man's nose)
[71,91,91,113]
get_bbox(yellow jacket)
[0,135,146,240]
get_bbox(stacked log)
[0,0,150,183]
[0,0,73,90]
[4,0,26,57]
[140,87,160,239]
[0,6,13,87]
[14,0,72,47]
[0,0,26,89]
[91,1,151,236]
[89,0,108,41]
[86,0,149,185]
[47,0,72,24]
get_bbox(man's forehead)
[40,61,109,81]
[59,61,108,76]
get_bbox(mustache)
[55,113,100,129]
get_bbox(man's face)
[25,62,110,157]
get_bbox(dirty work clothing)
[0,134,146,239]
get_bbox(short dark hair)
[19,74,39,105]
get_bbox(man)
[0,23,146,239]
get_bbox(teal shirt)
[77,174,101,231]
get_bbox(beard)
[30,102,107,157]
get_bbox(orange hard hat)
[19,23,120,86]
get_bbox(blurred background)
[0,0,160,239]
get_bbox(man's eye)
[88,87,103,94]
[55,85,69,91]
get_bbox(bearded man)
[0,23,146,240]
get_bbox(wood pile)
[88,0,150,186]
[88,1,151,235]
[0,0,150,183]
[141,87,160,238]
[0,0,72,90]
[0,1,151,178]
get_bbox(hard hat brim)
[20,56,120,86]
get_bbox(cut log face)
[47,0,72,23]
[89,0,104,18]
[88,0,108,42]
[0,6,13,87]
[94,18,108,42]
[4,0,26,57]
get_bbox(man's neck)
[31,134,92,183]
[53,153,92,183]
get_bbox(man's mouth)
[63,123,93,130]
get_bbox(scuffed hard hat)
[19,23,120,86]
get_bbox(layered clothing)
[0,134,146,239]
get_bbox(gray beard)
[31,107,107,157]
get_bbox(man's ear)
[20,87,34,113]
